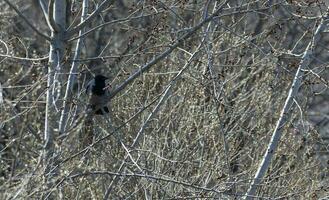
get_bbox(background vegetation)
[0,0,328,199]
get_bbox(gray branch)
[4,0,51,41]
[64,0,115,39]
[104,41,204,200]
[48,0,61,32]
[244,14,329,199]
[43,0,67,195]
[108,0,230,100]
[58,0,89,135]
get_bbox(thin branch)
[58,0,89,134]
[104,41,203,199]
[65,0,115,38]
[38,0,49,15]
[108,0,230,100]
[3,0,51,41]
[48,0,60,32]
[67,171,231,195]
[0,83,3,105]
[245,13,329,199]
[0,53,49,61]
[104,1,227,195]
[43,0,67,195]
[68,9,159,42]
[0,38,48,61]
[305,69,329,88]
[53,89,168,173]
[101,117,143,172]
[38,0,52,31]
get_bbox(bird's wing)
[85,79,95,94]
[89,93,108,108]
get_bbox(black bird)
[86,75,110,115]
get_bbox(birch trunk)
[43,0,66,193]
[59,0,89,134]
[245,14,328,199]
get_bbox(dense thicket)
[0,0,328,199]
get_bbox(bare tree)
[1,0,328,199]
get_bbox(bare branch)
[0,53,49,61]
[108,0,230,100]
[104,39,204,198]
[58,0,89,134]
[67,171,230,195]
[0,83,3,106]
[48,0,61,32]
[65,0,115,39]
[245,13,329,199]
[3,0,51,41]
[305,69,329,88]
[68,10,160,42]
[55,91,165,169]
[42,0,67,195]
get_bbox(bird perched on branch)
[86,74,110,115]
[82,74,110,148]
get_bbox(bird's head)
[94,75,108,82]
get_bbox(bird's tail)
[81,113,94,149]
[95,106,109,115]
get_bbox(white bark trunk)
[245,15,328,199]
[59,0,89,134]
[43,0,66,193]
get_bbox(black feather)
[95,106,110,115]
[91,75,108,95]
[87,75,109,115]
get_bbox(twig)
[65,0,115,38]
[108,0,230,100]
[48,0,60,32]
[68,171,230,195]
[101,117,143,172]
[0,53,49,61]
[104,27,206,198]
[244,13,329,199]
[38,0,53,31]
[0,83,3,105]
[59,0,89,134]
[3,0,51,41]
[304,69,329,88]
[68,8,151,41]
[53,90,165,169]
